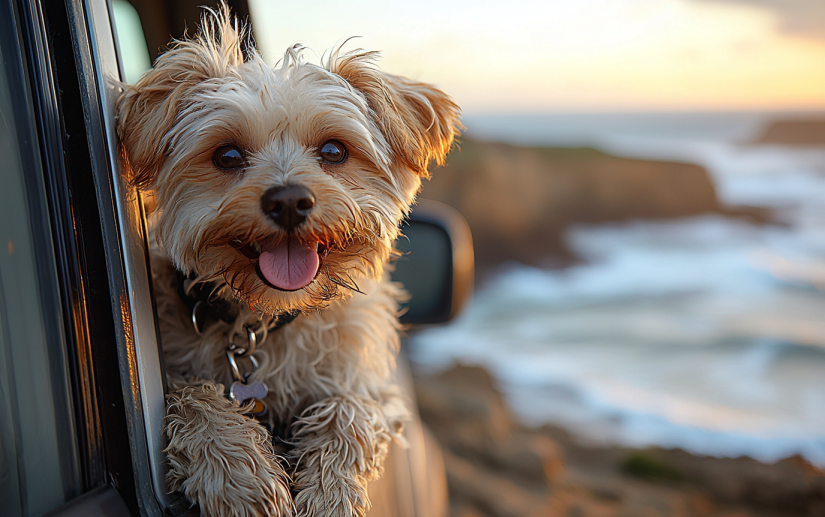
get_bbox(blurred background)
[114,0,825,515]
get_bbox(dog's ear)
[330,52,462,178]
[116,8,245,189]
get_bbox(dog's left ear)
[330,52,462,178]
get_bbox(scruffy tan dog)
[116,7,459,517]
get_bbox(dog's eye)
[213,145,245,170]
[319,140,347,164]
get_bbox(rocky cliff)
[752,119,825,146]
[420,140,769,273]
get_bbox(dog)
[116,7,460,517]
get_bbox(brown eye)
[213,145,245,170]
[319,140,347,164]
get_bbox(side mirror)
[391,199,474,325]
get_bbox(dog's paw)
[165,383,295,517]
[293,472,368,517]
[175,453,293,517]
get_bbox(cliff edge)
[420,140,769,273]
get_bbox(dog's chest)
[160,280,400,399]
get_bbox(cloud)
[692,0,825,41]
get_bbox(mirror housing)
[391,199,474,325]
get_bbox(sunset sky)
[248,0,825,114]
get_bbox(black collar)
[176,271,298,334]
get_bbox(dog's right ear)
[116,8,245,189]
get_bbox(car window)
[0,6,81,515]
[111,0,151,84]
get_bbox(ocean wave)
[413,117,825,466]
[411,217,825,465]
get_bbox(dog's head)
[117,9,460,314]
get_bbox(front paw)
[165,383,294,517]
[293,471,368,517]
[171,452,293,517]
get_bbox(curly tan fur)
[116,5,459,517]
[165,381,293,517]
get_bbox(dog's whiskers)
[323,265,365,295]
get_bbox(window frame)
[76,0,169,511]
[11,0,168,513]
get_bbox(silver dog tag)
[229,380,268,416]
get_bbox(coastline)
[419,139,772,275]
[413,364,825,517]
[411,124,825,516]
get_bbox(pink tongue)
[258,236,320,291]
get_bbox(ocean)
[409,110,825,466]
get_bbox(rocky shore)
[419,139,771,274]
[413,364,825,517]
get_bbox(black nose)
[260,185,316,231]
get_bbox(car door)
[1,0,162,514]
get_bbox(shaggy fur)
[116,7,460,517]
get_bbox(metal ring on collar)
[225,348,260,383]
[227,324,258,356]
[225,349,243,382]
[191,300,204,336]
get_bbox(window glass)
[111,0,151,84]
[0,10,81,517]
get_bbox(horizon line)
[461,107,825,117]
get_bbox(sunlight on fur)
[116,4,460,517]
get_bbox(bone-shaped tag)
[229,380,268,404]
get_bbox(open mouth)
[230,236,326,292]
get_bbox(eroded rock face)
[419,140,771,273]
[752,119,825,146]
[414,363,825,517]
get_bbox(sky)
[248,0,825,114]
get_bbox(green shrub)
[620,451,684,483]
